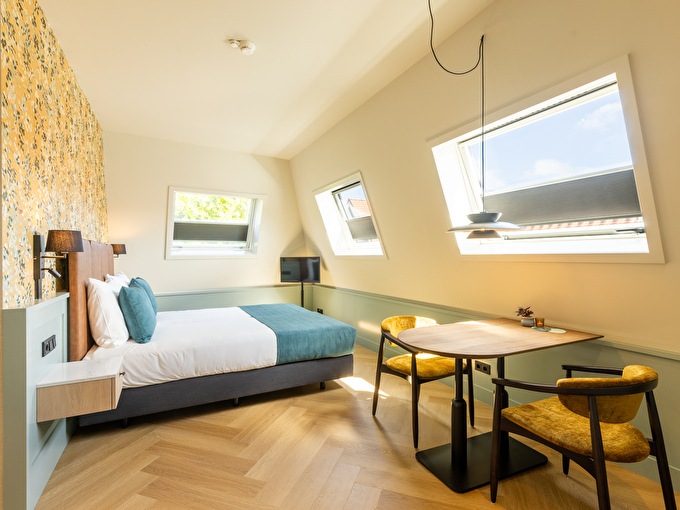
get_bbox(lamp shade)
[111,243,127,255]
[45,229,84,253]
[448,211,521,239]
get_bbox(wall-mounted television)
[280,256,321,283]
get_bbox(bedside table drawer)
[36,356,123,422]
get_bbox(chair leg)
[489,386,504,503]
[592,452,610,510]
[372,370,382,416]
[412,378,421,449]
[466,358,475,427]
[588,396,611,510]
[372,335,386,416]
[645,392,677,510]
[411,354,420,448]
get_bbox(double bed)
[67,240,356,426]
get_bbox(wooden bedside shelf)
[36,356,124,422]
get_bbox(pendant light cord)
[427,0,486,210]
[427,0,483,75]
[480,35,486,211]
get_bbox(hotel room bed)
[67,240,355,426]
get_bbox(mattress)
[86,304,356,388]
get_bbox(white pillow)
[87,278,130,347]
[105,272,129,296]
[106,271,131,284]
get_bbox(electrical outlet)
[474,360,491,375]
[42,335,56,357]
[316,308,324,314]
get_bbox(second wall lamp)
[112,243,127,257]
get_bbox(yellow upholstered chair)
[489,364,676,510]
[372,315,474,448]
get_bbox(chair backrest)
[381,315,437,337]
[557,365,657,423]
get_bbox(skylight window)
[315,172,384,256]
[165,187,264,259]
[431,56,664,262]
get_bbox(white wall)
[290,0,680,355]
[104,131,307,293]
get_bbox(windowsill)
[332,252,387,258]
[165,250,258,260]
[449,227,665,263]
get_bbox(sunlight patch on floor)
[339,376,389,396]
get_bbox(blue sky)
[464,89,633,194]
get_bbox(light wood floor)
[38,345,677,509]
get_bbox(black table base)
[415,432,547,493]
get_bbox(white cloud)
[578,101,623,130]
[529,158,573,178]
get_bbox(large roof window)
[432,56,664,262]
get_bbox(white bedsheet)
[85,307,277,388]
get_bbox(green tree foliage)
[175,192,249,222]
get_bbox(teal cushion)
[130,277,158,314]
[118,286,156,343]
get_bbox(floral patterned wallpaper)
[1,0,108,308]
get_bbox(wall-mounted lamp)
[112,243,127,257]
[33,229,84,300]
[45,229,84,255]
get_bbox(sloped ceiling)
[39,0,492,159]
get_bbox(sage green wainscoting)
[2,293,71,510]
[155,284,309,312]
[310,284,680,490]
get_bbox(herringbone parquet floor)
[37,345,676,509]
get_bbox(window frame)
[165,186,265,259]
[429,55,664,263]
[314,172,386,257]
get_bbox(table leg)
[415,356,547,493]
[451,358,466,466]
[497,357,509,454]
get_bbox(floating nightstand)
[36,356,124,422]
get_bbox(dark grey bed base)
[78,354,353,426]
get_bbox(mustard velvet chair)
[489,364,676,510]
[372,315,475,449]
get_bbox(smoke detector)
[227,39,256,56]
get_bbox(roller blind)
[173,222,249,242]
[485,169,641,226]
[346,217,377,241]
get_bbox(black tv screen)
[280,256,320,283]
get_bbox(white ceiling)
[39,0,491,159]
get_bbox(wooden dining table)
[398,317,603,493]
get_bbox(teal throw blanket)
[239,304,356,364]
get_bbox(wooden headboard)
[67,240,114,361]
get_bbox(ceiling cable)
[430,1,521,237]
[427,0,482,76]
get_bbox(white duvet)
[85,307,277,388]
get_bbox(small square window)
[165,187,264,259]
